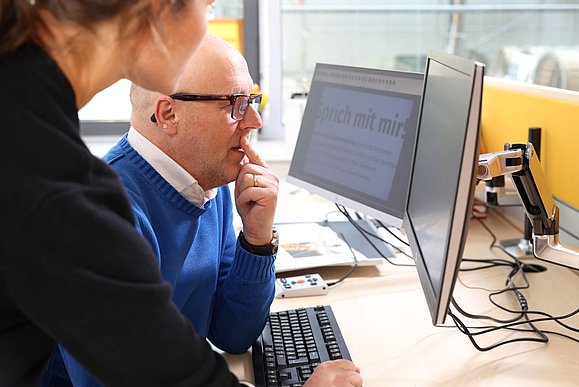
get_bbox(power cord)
[445,217,579,350]
[327,232,359,287]
[447,308,549,351]
[334,204,415,265]
[375,219,410,247]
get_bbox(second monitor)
[287,63,423,231]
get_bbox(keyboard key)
[287,357,309,366]
[308,351,319,361]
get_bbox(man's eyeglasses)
[150,93,262,122]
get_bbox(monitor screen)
[404,50,484,326]
[287,63,423,228]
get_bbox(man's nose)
[239,105,263,131]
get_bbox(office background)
[80,0,579,245]
[81,1,579,125]
[75,4,578,383]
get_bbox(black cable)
[452,298,524,324]
[444,317,579,345]
[453,222,533,323]
[447,302,579,333]
[448,309,549,351]
[502,328,579,344]
[475,217,526,264]
[459,259,530,324]
[451,287,550,351]
[337,205,414,263]
[476,217,498,248]
[334,204,415,264]
[327,232,359,287]
[470,218,536,317]
[484,304,579,333]
[459,257,516,272]
[447,217,579,350]
[375,219,410,247]
[450,305,579,335]
[454,267,579,333]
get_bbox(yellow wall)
[481,78,579,209]
[208,19,244,53]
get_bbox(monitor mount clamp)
[477,142,579,270]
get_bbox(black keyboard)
[252,305,352,387]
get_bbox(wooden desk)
[226,187,579,386]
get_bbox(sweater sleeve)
[207,188,277,354]
[6,186,239,387]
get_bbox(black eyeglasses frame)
[150,93,262,122]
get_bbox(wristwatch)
[239,227,279,256]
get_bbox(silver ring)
[253,174,259,187]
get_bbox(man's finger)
[240,135,267,167]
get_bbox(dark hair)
[0,0,191,56]
[0,0,35,54]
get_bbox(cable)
[337,204,414,263]
[470,218,535,311]
[475,217,528,264]
[448,309,548,351]
[444,318,579,346]
[502,328,579,344]
[459,257,516,272]
[484,303,579,333]
[447,217,579,350]
[375,219,410,247]
[454,222,532,325]
[454,264,579,333]
[334,204,415,264]
[452,298,524,325]
[327,232,358,287]
[448,302,579,332]
[488,206,525,234]
[450,304,579,334]
[457,275,507,293]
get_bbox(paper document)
[274,222,382,272]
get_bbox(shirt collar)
[127,127,217,207]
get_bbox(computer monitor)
[287,63,423,228]
[404,50,484,326]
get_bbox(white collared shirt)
[127,127,217,208]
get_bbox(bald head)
[173,34,250,94]
[130,34,251,131]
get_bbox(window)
[281,1,579,95]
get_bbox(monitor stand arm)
[477,142,579,270]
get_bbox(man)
[44,35,363,387]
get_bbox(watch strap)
[239,229,278,256]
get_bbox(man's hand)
[304,360,363,387]
[235,136,279,245]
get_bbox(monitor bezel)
[286,63,424,228]
[404,50,484,326]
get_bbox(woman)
[0,1,363,386]
[0,1,239,386]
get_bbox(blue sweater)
[49,136,276,386]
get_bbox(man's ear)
[154,96,179,135]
